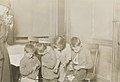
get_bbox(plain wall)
[12,0,55,37]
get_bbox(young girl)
[64,37,93,82]
[37,43,58,82]
[53,36,71,82]
[20,43,41,82]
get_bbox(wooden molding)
[85,38,112,47]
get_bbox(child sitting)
[64,37,93,82]
[20,43,41,82]
[37,43,58,82]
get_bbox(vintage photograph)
[0,0,119,82]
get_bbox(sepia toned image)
[0,0,119,82]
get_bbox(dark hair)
[54,36,66,47]
[36,43,47,53]
[24,43,35,52]
[71,37,81,47]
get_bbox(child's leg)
[42,78,49,82]
[58,64,67,82]
[52,78,57,82]
[75,69,86,82]
[21,77,37,82]
[43,78,57,82]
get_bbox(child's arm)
[33,59,41,72]
[74,65,85,70]
[65,44,71,65]
[74,49,93,70]
[42,49,57,69]
[20,59,34,76]
[36,57,41,69]
[74,49,91,70]
[53,59,60,73]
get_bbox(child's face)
[71,45,81,53]
[37,48,45,55]
[37,46,47,55]
[25,48,34,58]
[55,44,65,51]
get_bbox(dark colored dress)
[0,20,13,82]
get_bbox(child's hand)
[36,63,40,69]
[68,65,74,71]
[74,66,80,70]
[33,64,39,71]
[67,74,75,81]
[74,70,77,75]
[53,67,58,73]
[62,63,66,67]
[42,62,46,67]
[33,66,36,71]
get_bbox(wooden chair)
[85,43,99,82]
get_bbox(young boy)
[20,43,41,82]
[28,36,39,47]
[53,36,71,82]
[37,43,58,82]
[64,37,93,82]
[28,37,42,82]
[35,39,51,82]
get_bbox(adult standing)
[0,0,13,82]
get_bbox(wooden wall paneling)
[70,0,93,42]
[49,0,58,41]
[93,0,114,40]
[32,0,50,37]
[12,0,58,37]
[58,0,65,36]
[13,0,33,37]
[112,21,119,82]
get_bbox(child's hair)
[24,43,35,53]
[36,43,47,53]
[54,36,66,48]
[71,37,81,47]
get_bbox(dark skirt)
[0,43,13,82]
